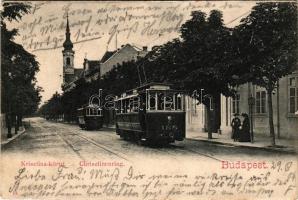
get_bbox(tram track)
[169,145,222,162]
[119,138,221,162]
[148,143,222,162]
[73,133,131,162]
[38,122,131,162]
[56,126,131,162]
[33,121,86,160]
[69,129,220,162]
[39,120,221,162]
[56,131,85,160]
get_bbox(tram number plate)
[162,125,178,131]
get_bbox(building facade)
[186,71,298,139]
[234,71,298,139]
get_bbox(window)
[289,77,298,114]
[157,93,165,110]
[66,57,70,65]
[232,94,240,114]
[117,97,140,114]
[256,91,266,114]
[146,91,184,111]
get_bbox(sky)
[7,1,256,103]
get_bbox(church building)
[62,15,83,88]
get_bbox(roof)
[100,44,147,64]
[115,94,139,101]
[101,51,116,63]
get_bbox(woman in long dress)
[239,113,251,142]
[231,113,241,141]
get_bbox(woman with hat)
[231,113,241,141]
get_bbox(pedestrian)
[231,113,241,141]
[239,113,251,142]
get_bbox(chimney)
[143,46,148,51]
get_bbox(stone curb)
[1,127,26,147]
[186,138,297,154]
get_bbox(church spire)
[66,13,70,33]
[63,13,73,50]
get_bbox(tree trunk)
[14,114,18,134]
[18,114,23,126]
[16,115,20,131]
[6,113,12,138]
[267,90,275,146]
[206,106,212,139]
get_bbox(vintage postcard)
[1,1,297,200]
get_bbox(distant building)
[100,44,148,77]
[62,17,148,92]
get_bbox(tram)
[114,83,185,145]
[77,104,104,130]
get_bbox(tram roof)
[116,83,185,100]
[135,82,172,91]
[115,94,139,101]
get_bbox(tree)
[145,10,238,139]
[235,3,297,145]
[1,2,41,137]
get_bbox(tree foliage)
[1,2,41,136]
[234,2,297,145]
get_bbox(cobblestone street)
[2,118,294,163]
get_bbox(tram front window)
[149,94,156,110]
[147,91,183,111]
[176,94,182,110]
[157,93,165,110]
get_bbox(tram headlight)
[167,116,172,122]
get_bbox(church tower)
[62,14,75,84]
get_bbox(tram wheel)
[119,131,124,139]
[123,131,129,141]
[135,133,142,145]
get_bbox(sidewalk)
[1,126,26,146]
[187,130,298,154]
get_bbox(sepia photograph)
[0,1,297,199]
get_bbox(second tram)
[115,83,185,145]
[77,105,104,130]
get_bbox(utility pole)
[115,32,118,50]
[277,80,280,138]
[248,82,254,143]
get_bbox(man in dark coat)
[231,113,241,141]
